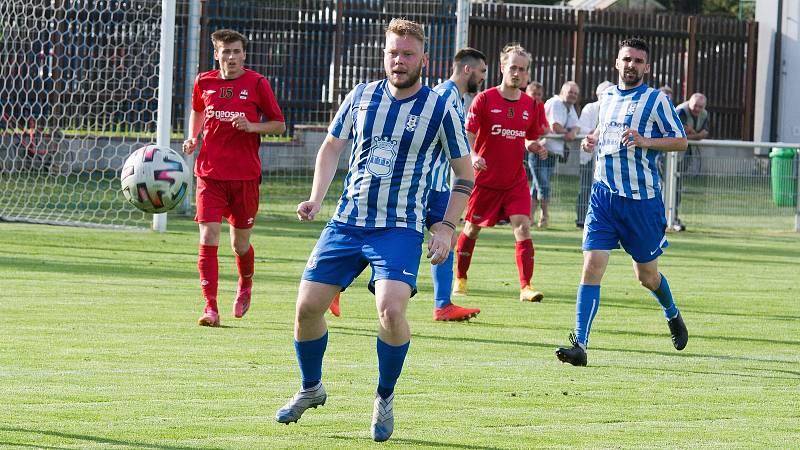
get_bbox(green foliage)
[0,215,798,448]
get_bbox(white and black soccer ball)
[120,144,190,214]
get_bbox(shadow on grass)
[328,435,510,449]
[615,364,800,381]
[0,427,213,450]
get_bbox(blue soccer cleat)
[275,383,327,424]
[370,392,394,442]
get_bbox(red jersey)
[191,68,284,181]
[466,87,548,190]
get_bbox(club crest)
[405,114,420,132]
[367,136,398,178]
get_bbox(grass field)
[1,217,798,449]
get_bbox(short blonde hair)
[500,43,531,68]
[386,18,425,45]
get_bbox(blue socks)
[575,284,601,348]
[652,273,679,319]
[294,332,328,389]
[376,338,410,399]
[432,251,454,309]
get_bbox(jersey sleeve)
[328,85,359,140]
[653,94,687,138]
[256,77,285,122]
[526,100,549,140]
[439,101,471,160]
[546,99,567,127]
[465,91,485,135]
[191,75,204,112]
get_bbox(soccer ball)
[120,144,190,213]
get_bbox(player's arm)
[580,128,600,153]
[625,98,688,152]
[233,118,286,135]
[467,131,486,171]
[182,108,205,155]
[428,155,473,264]
[296,136,348,221]
[625,134,688,152]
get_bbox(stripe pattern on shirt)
[328,79,470,232]
[430,80,467,192]
[594,84,686,200]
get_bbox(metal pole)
[180,0,202,216]
[153,0,176,232]
[770,0,783,142]
[795,151,799,232]
[455,0,470,52]
[665,151,678,229]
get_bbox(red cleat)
[433,303,480,321]
[329,292,341,317]
[198,308,220,327]
[234,287,252,318]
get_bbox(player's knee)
[232,241,250,256]
[377,304,405,331]
[637,272,659,291]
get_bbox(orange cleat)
[433,303,480,321]
[233,287,252,318]
[198,308,220,327]
[329,292,341,317]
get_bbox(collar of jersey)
[615,83,649,96]
[381,79,428,104]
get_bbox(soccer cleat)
[275,383,327,424]
[433,303,480,321]
[197,308,220,327]
[556,332,588,366]
[453,278,468,296]
[519,285,544,302]
[233,287,252,319]
[370,392,394,442]
[329,292,341,317]
[667,312,688,350]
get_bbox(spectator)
[673,93,710,232]
[533,81,580,228]
[575,80,615,228]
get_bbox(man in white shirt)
[532,81,580,228]
[574,81,614,228]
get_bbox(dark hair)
[211,29,248,51]
[619,38,649,57]
[453,47,487,68]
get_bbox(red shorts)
[465,179,531,227]
[195,177,260,229]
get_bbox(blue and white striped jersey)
[594,83,686,200]
[328,79,470,233]
[430,79,466,192]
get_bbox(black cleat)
[555,332,587,366]
[667,312,688,350]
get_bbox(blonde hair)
[500,43,531,68]
[386,18,425,44]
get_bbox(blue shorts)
[425,189,450,229]
[302,220,424,293]
[582,182,668,263]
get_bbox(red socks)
[198,244,219,312]
[455,233,476,279]
[515,239,534,288]
[236,245,254,290]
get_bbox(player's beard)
[621,69,642,88]
[388,62,423,89]
[467,73,482,93]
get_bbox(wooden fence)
[186,1,758,140]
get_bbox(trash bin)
[770,148,798,207]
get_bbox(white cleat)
[370,392,394,442]
[274,383,327,424]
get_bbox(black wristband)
[440,220,456,231]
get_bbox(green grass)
[1,217,798,449]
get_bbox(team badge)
[367,136,397,178]
[626,101,638,116]
[306,248,319,270]
[405,114,420,132]
[239,89,249,100]
[507,108,514,118]
[522,110,529,120]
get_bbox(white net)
[0,0,173,228]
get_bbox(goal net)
[0,0,171,229]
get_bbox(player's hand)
[526,140,547,160]
[471,154,487,171]
[182,137,198,155]
[580,135,597,153]
[621,128,646,148]
[296,201,321,221]
[231,116,253,133]
[426,223,453,265]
